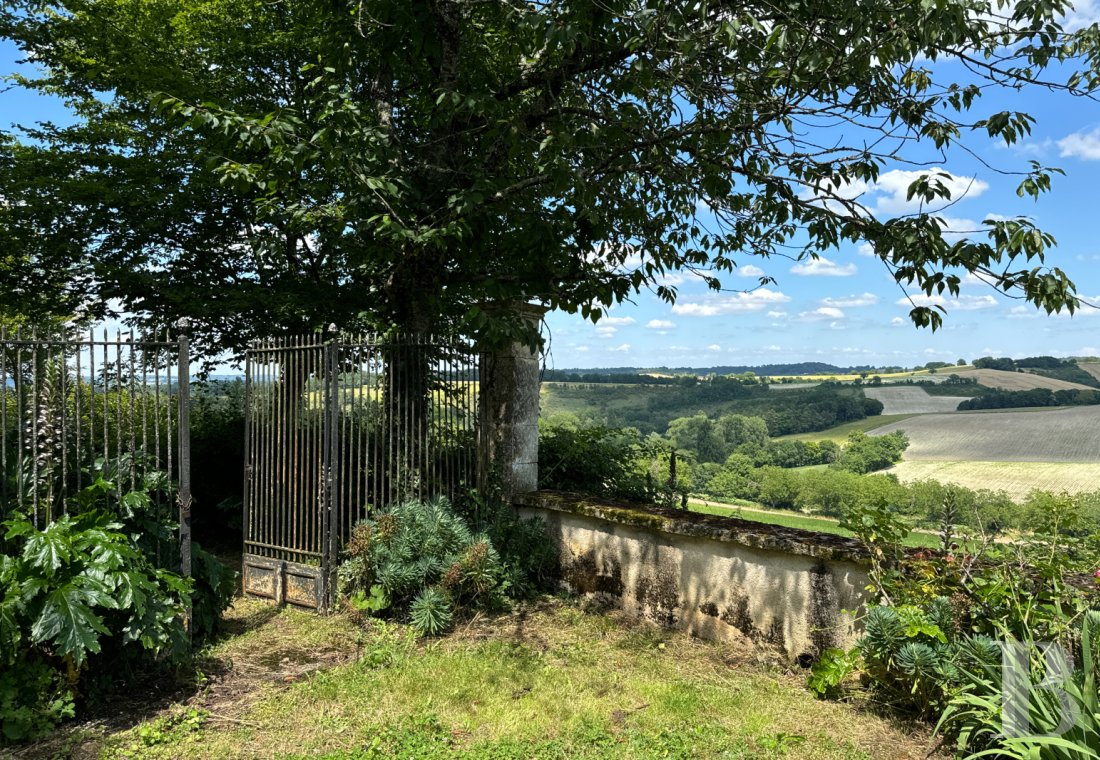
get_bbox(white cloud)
[890,317,907,326]
[790,256,857,277]
[896,294,999,311]
[821,292,879,308]
[873,170,989,215]
[800,306,846,321]
[671,288,791,316]
[602,316,636,327]
[857,243,877,257]
[963,272,998,287]
[803,168,989,216]
[766,310,788,319]
[574,345,590,352]
[645,319,676,330]
[607,343,631,353]
[595,326,618,338]
[1062,0,1100,30]
[1058,128,1100,160]
[736,264,766,278]
[1081,346,1099,356]
[707,344,722,351]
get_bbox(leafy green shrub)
[831,431,908,474]
[0,510,191,743]
[190,542,237,639]
[538,420,652,501]
[464,494,558,600]
[334,499,545,637]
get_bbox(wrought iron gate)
[242,333,479,610]
[0,324,192,577]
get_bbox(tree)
[1,0,1097,356]
[715,413,769,451]
[665,413,726,462]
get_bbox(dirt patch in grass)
[13,599,361,760]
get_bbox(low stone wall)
[515,492,871,661]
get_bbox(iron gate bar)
[0,324,190,580]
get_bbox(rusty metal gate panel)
[242,334,479,611]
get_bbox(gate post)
[176,319,193,632]
[478,304,545,500]
[321,324,340,610]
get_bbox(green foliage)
[0,509,191,743]
[959,387,1100,411]
[408,589,454,637]
[938,611,1100,759]
[538,419,653,501]
[4,0,1092,349]
[338,497,550,636]
[465,495,558,600]
[806,647,861,700]
[543,381,881,441]
[189,380,246,535]
[831,431,908,474]
[189,542,237,639]
[856,601,961,718]
[816,492,1100,755]
[0,655,74,743]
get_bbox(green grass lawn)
[688,499,942,549]
[775,414,915,443]
[69,599,938,760]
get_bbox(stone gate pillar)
[478,303,546,499]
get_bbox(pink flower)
[1094,569,1100,581]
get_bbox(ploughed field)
[861,386,968,414]
[952,367,1095,391]
[869,405,1100,497]
[870,406,1100,462]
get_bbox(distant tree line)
[543,370,679,385]
[957,387,1100,410]
[971,355,1100,388]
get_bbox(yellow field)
[305,381,479,409]
[950,367,1093,392]
[886,460,1100,499]
[763,368,950,383]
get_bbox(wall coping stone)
[514,490,871,565]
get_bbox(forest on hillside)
[541,376,883,436]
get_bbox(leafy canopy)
[2,0,1098,353]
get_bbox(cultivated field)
[1077,361,1100,383]
[886,460,1100,499]
[862,386,969,414]
[952,367,1094,391]
[778,414,917,443]
[870,405,1100,462]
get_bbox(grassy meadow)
[67,599,939,760]
[688,499,942,549]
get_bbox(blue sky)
[4,23,1100,371]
